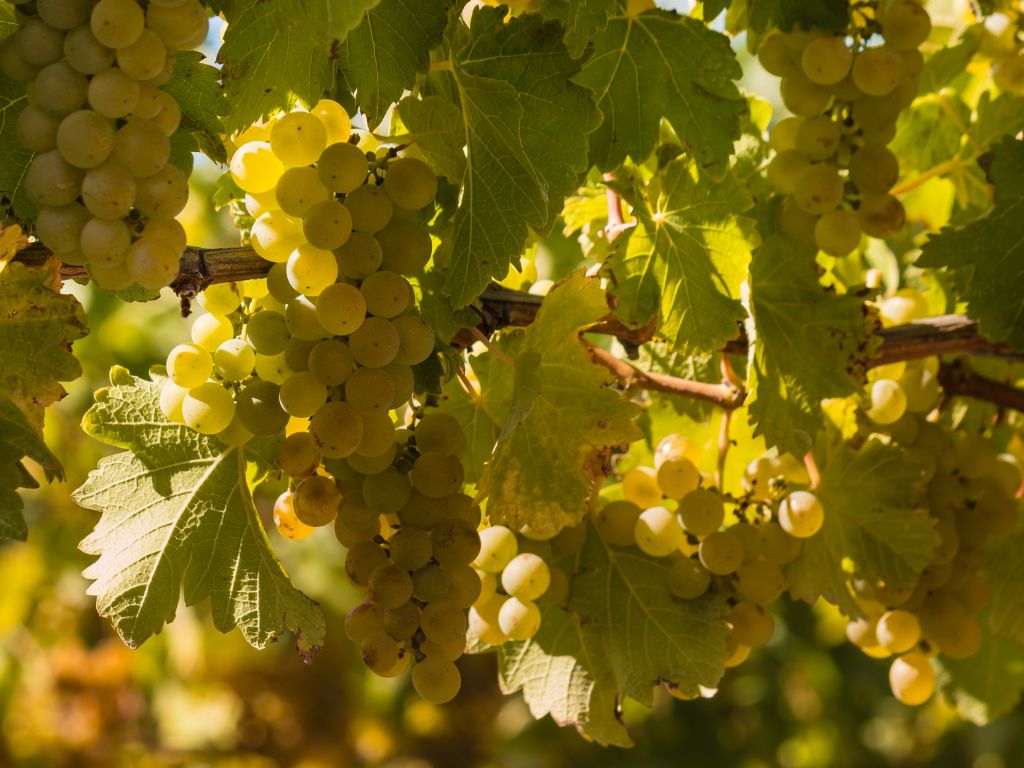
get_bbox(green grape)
[112,119,169,178]
[411,657,461,704]
[318,141,368,193]
[26,150,84,208]
[778,196,818,243]
[866,378,907,425]
[940,615,982,659]
[335,230,384,279]
[230,141,284,194]
[779,71,831,115]
[133,163,188,218]
[337,498,380,537]
[735,561,786,604]
[431,519,481,567]
[410,563,450,602]
[89,262,133,290]
[622,466,662,507]
[851,93,901,139]
[34,61,88,116]
[167,343,213,388]
[501,553,550,601]
[37,203,88,254]
[376,217,432,275]
[305,340,351,388]
[476,570,497,605]
[144,218,187,254]
[182,381,235,435]
[360,270,411,318]
[793,163,843,215]
[17,105,60,152]
[86,67,139,119]
[90,0,144,48]
[814,209,861,256]
[130,83,163,119]
[849,144,900,194]
[858,194,905,239]
[383,157,437,210]
[125,237,179,288]
[16,18,65,67]
[277,432,320,477]
[254,351,290,384]
[667,557,711,600]
[270,111,327,168]
[698,529,744,575]
[355,411,397,458]
[398,491,448,529]
[382,601,420,641]
[388,315,434,367]
[769,116,800,153]
[314,282,366,336]
[146,0,209,50]
[286,243,337,297]
[189,313,232,353]
[876,609,921,653]
[344,600,384,643]
[446,494,481,527]
[360,631,401,675]
[293,474,341,526]
[498,596,541,641]
[81,162,135,218]
[275,166,330,218]
[899,365,939,413]
[419,636,467,663]
[369,562,414,609]
[880,0,931,51]
[309,401,363,459]
[344,367,395,415]
[410,453,464,498]
[794,115,841,161]
[800,35,852,85]
[852,47,902,96]
[348,316,400,368]
[302,199,353,251]
[279,371,328,418]
[117,30,168,82]
[592,499,641,546]
[991,454,1023,498]
[678,489,724,536]
[214,338,255,382]
[0,36,38,82]
[362,468,412,514]
[235,380,289,435]
[889,652,934,705]
[955,434,999,480]
[311,99,351,144]
[388,526,433,571]
[159,380,187,423]
[757,33,799,77]
[759,521,803,565]
[778,490,825,538]
[245,310,288,355]
[244,188,279,219]
[728,602,775,648]
[656,457,700,499]
[285,295,330,341]
[384,362,414,408]
[420,600,468,645]
[415,413,465,457]
[251,210,303,264]
[345,540,389,587]
[635,505,684,557]
[273,490,314,540]
[879,288,927,326]
[469,596,508,645]
[766,149,811,195]
[347,443,397,475]
[345,184,394,234]
[444,565,482,609]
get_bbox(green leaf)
[341,0,447,128]
[747,0,850,34]
[72,370,325,656]
[609,158,755,355]
[918,36,979,94]
[218,0,381,131]
[917,137,1024,349]
[983,528,1024,644]
[745,235,872,455]
[573,10,746,175]
[0,395,63,541]
[890,95,969,175]
[937,625,1024,725]
[498,525,729,743]
[405,9,599,307]
[163,51,228,164]
[786,438,938,617]
[442,273,641,534]
[539,0,623,58]
[969,92,1024,151]
[0,6,34,224]
[0,262,88,427]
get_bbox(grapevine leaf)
[0,261,88,428]
[917,136,1024,349]
[983,528,1024,645]
[396,96,467,183]
[341,0,447,128]
[0,395,62,541]
[538,0,623,58]
[918,36,979,94]
[163,51,228,164]
[745,235,872,455]
[498,526,729,743]
[72,370,325,656]
[937,625,1024,725]
[573,10,746,175]
[786,438,938,617]
[218,0,381,131]
[890,95,969,175]
[609,158,755,355]
[747,0,850,34]
[968,92,1024,151]
[405,8,600,306]
[443,273,641,534]
[0,5,34,224]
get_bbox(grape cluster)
[758,0,932,254]
[3,0,207,290]
[984,9,1024,94]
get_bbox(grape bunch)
[159,100,438,452]
[983,8,1024,94]
[3,0,208,290]
[758,0,932,254]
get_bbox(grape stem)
[803,453,821,490]
[715,408,732,490]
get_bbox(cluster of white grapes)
[984,8,1024,94]
[4,0,207,290]
[159,100,438,454]
[759,0,931,254]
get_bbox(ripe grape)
[849,144,899,194]
[302,199,353,251]
[360,270,411,318]
[191,312,233,352]
[728,602,775,647]
[622,465,662,507]
[800,35,852,85]
[286,243,338,296]
[431,519,481,567]
[412,563,451,602]
[498,596,541,641]
[270,111,327,167]
[311,99,351,144]
[383,157,437,210]
[857,194,905,239]
[385,362,414,407]
[368,562,414,609]
[251,210,304,264]
[501,553,551,601]
[635,505,684,557]
[355,411,397,458]
[410,453,464,498]
[81,162,135,218]
[698,529,744,575]
[314,282,367,336]
[760,521,803,564]
[309,401,364,459]
[469,597,508,645]
[888,652,934,705]
[414,412,466,456]
[345,184,394,233]
[37,203,88,254]
[308,339,355,386]
[766,149,811,195]
[277,432,320,477]
[112,119,170,178]
[678,489,724,536]
[344,600,384,642]
[880,0,932,51]
[867,379,907,425]
[254,347,290,382]
[656,457,700,499]
[794,115,840,161]
[876,609,921,653]
[318,141,368,193]
[146,0,209,50]
[116,29,167,81]
[273,491,315,541]
[757,33,798,77]
[361,467,412,514]
[360,631,401,675]
[230,141,283,194]
[735,561,786,604]
[348,316,400,367]
[793,163,843,215]
[26,150,84,207]
[474,526,518,572]
[275,166,330,217]
[133,163,189,218]
[592,500,641,546]
[345,540,389,586]
[293,474,341,527]
[814,209,861,256]
[279,371,328,418]
[879,289,927,326]
[344,367,395,416]
[182,381,235,435]
[91,0,145,48]
[285,295,330,341]
[778,490,825,538]
[666,557,711,599]
[236,380,289,435]
[167,343,212,388]
[159,380,187,423]
[779,71,831,115]
[444,565,482,608]
[382,601,420,641]
[411,657,461,704]
[778,196,818,243]
[126,237,180,288]
[420,600,469,645]
[852,48,902,96]
[17,104,60,152]
[335,230,384,279]
[376,217,432,275]
[16,18,65,68]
